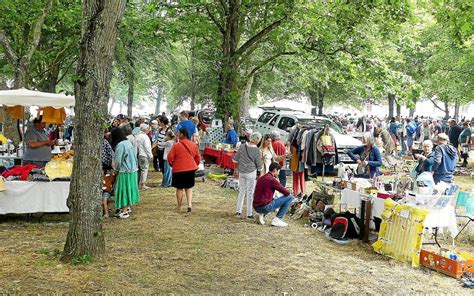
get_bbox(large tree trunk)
[388,94,395,118]
[63,0,126,261]
[239,74,254,118]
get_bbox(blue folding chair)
[454,191,474,240]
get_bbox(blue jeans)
[401,136,407,154]
[162,160,172,187]
[278,169,287,187]
[255,195,294,218]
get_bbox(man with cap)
[432,133,457,184]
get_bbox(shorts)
[102,192,111,199]
[172,170,196,189]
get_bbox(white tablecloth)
[341,188,459,237]
[0,181,70,214]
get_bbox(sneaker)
[126,208,132,214]
[118,212,130,219]
[115,210,122,218]
[271,217,288,227]
[256,213,265,225]
[235,212,241,217]
[247,215,254,219]
[141,185,150,190]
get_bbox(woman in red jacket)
[167,127,201,213]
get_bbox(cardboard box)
[420,249,474,278]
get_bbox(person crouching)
[253,162,294,227]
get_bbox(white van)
[254,107,362,163]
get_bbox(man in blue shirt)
[224,123,238,146]
[175,111,196,140]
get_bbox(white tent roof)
[0,88,75,108]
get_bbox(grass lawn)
[0,171,473,294]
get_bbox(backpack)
[406,122,416,135]
[320,134,335,155]
[329,217,349,240]
[329,211,361,240]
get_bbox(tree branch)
[26,0,54,63]
[218,0,229,15]
[235,17,285,56]
[429,98,446,112]
[247,51,296,78]
[205,5,224,34]
[0,29,18,63]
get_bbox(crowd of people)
[101,111,201,218]
[341,115,472,184]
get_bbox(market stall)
[203,145,236,170]
[0,88,75,215]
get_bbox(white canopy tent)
[0,88,75,108]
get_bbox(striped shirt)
[156,127,168,150]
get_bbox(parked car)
[185,109,214,131]
[254,107,362,163]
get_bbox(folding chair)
[454,191,474,240]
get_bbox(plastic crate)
[420,249,474,278]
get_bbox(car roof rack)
[259,106,305,113]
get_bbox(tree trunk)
[444,101,450,120]
[308,89,318,116]
[454,100,460,121]
[154,89,161,115]
[190,91,196,111]
[318,87,324,115]
[63,0,126,262]
[127,70,134,118]
[388,94,395,118]
[396,101,401,121]
[239,74,254,118]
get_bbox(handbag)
[356,151,370,177]
[102,171,116,193]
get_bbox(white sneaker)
[118,212,130,219]
[256,213,265,225]
[271,217,288,227]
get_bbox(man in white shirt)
[134,124,153,189]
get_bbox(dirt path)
[0,172,471,294]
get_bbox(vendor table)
[203,147,236,170]
[0,181,70,214]
[0,155,22,166]
[341,188,458,239]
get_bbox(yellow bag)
[45,159,73,181]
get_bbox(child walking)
[162,131,175,187]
